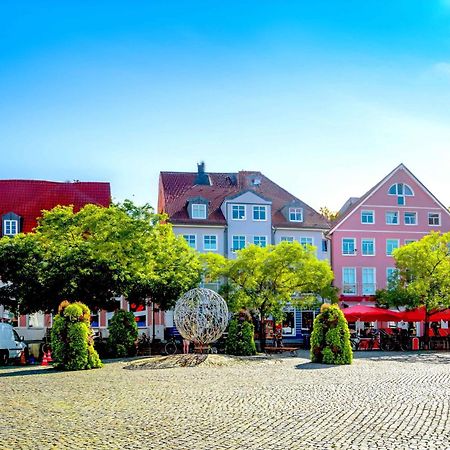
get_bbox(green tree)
[310,303,352,365]
[319,207,339,222]
[377,231,450,345]
[0,201,201,314]
[108,309,139,357]
[51,300,102,370]
[204,242,334,347]
[225,314,257,356]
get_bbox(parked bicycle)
[164,337,179,355]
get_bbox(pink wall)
[331,166,450,302]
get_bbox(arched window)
[388,183,414,205]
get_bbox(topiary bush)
[107,309,139,357]
[51,300,102,370]
[310,303,352,365]
[225,316,256,356]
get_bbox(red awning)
[342,305,400,322]
[397,307,426,322]
[429,309,450,321]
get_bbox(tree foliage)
[0,201,201,314]
[203,241,334,343]
[51,300,102,370]
[377,232,450,312]
[319,207,339,222]
[107,309,139,357]
[225,315,257,356]
[310,303,352,365]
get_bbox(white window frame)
[361,238,375,256]
[386,239,400,256]
[3,219,18,236]
[404,211,417,226]
[404,239,416,245]
[289,207,303,222]
[203,235,218,251]
[385,211,399,225]
[362,267,376,295]
[342,238,356,256]
[282,307,296,337]
[232,205,246,221]
[182,234,197,249]
[361,210,374,224]
[300,237,314,248]
[386,267,397,284]
[342,267,357,295]
[253,235,267,247]
[127,302,147,328]
[428,212,441,226]
[232,235,246,252]
[252,205,267,221]
[191,204,207,219]
[280,236,294,243]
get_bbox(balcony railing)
[342,283,377,296]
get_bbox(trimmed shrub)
[107,309,139,357]
[51,300,102,370]
[225,317,257,356]
[310,304,352,365]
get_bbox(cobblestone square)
[1,351,450,450]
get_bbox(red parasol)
[397,306,426,322]
[342,305,400,322]
[429,309,450,321]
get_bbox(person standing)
[183,338,190,354]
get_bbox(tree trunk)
[423,309,430,350]
[259,307,266,350]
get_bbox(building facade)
[158,163,331,342]
[328,164,450,306]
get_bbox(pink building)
[328,164,450,306]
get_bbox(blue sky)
[1,1,449,210]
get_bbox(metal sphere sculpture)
[174,288,228,346]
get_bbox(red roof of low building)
[0,179,111,233]
[159,169,328,229]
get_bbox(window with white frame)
[289,207,303,222]
[203,235,217,251]
[282,308,295,336]
[232,205,246,220]
[361,210,374,224]
[252,205,267,221]
[361,238,375,256]
[321,239,328,252]
[342,238,356,255]
[388,183,414,206]
[362,268,376,295]
[386,239,399,256]
[342,268,357,294]
[232,235,246,251]
[281,236,294,243]
[428,212,440,226]
[28,312,45,328]
[404,239,416,245]
[253,236,267,247]
[386,211,399,225]
[300,237,313,248]
[404,212,417,225]
[3,219,18,236]
[183,234,196,249]
[191,204,206,219]
[386,267,398,284]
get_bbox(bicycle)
[164,337,179,355]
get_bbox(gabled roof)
[329,163,450,234]
[0,180,111,233]
[159,169,328,229]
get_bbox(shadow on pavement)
[362,351,450,365]
[0,366,57,378]
[294,361,336,370]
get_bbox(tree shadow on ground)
[363,351,450,365]
[294,361,337,370]
[0,366,57,378]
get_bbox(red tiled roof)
[159,171,328,229]
[0,180,111,233]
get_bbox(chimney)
[195,161,211,186]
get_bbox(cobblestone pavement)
[1,351,450,450]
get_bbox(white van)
[0,322,28,365]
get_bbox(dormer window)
[2,212,21,237]
[289,207,303,222]
[192,204,207,219]
[388,183,414,205]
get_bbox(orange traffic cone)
[41,352,48,366]
[46,350,53,363]
[20,351,26,365]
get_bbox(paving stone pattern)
[1,351,450,450]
